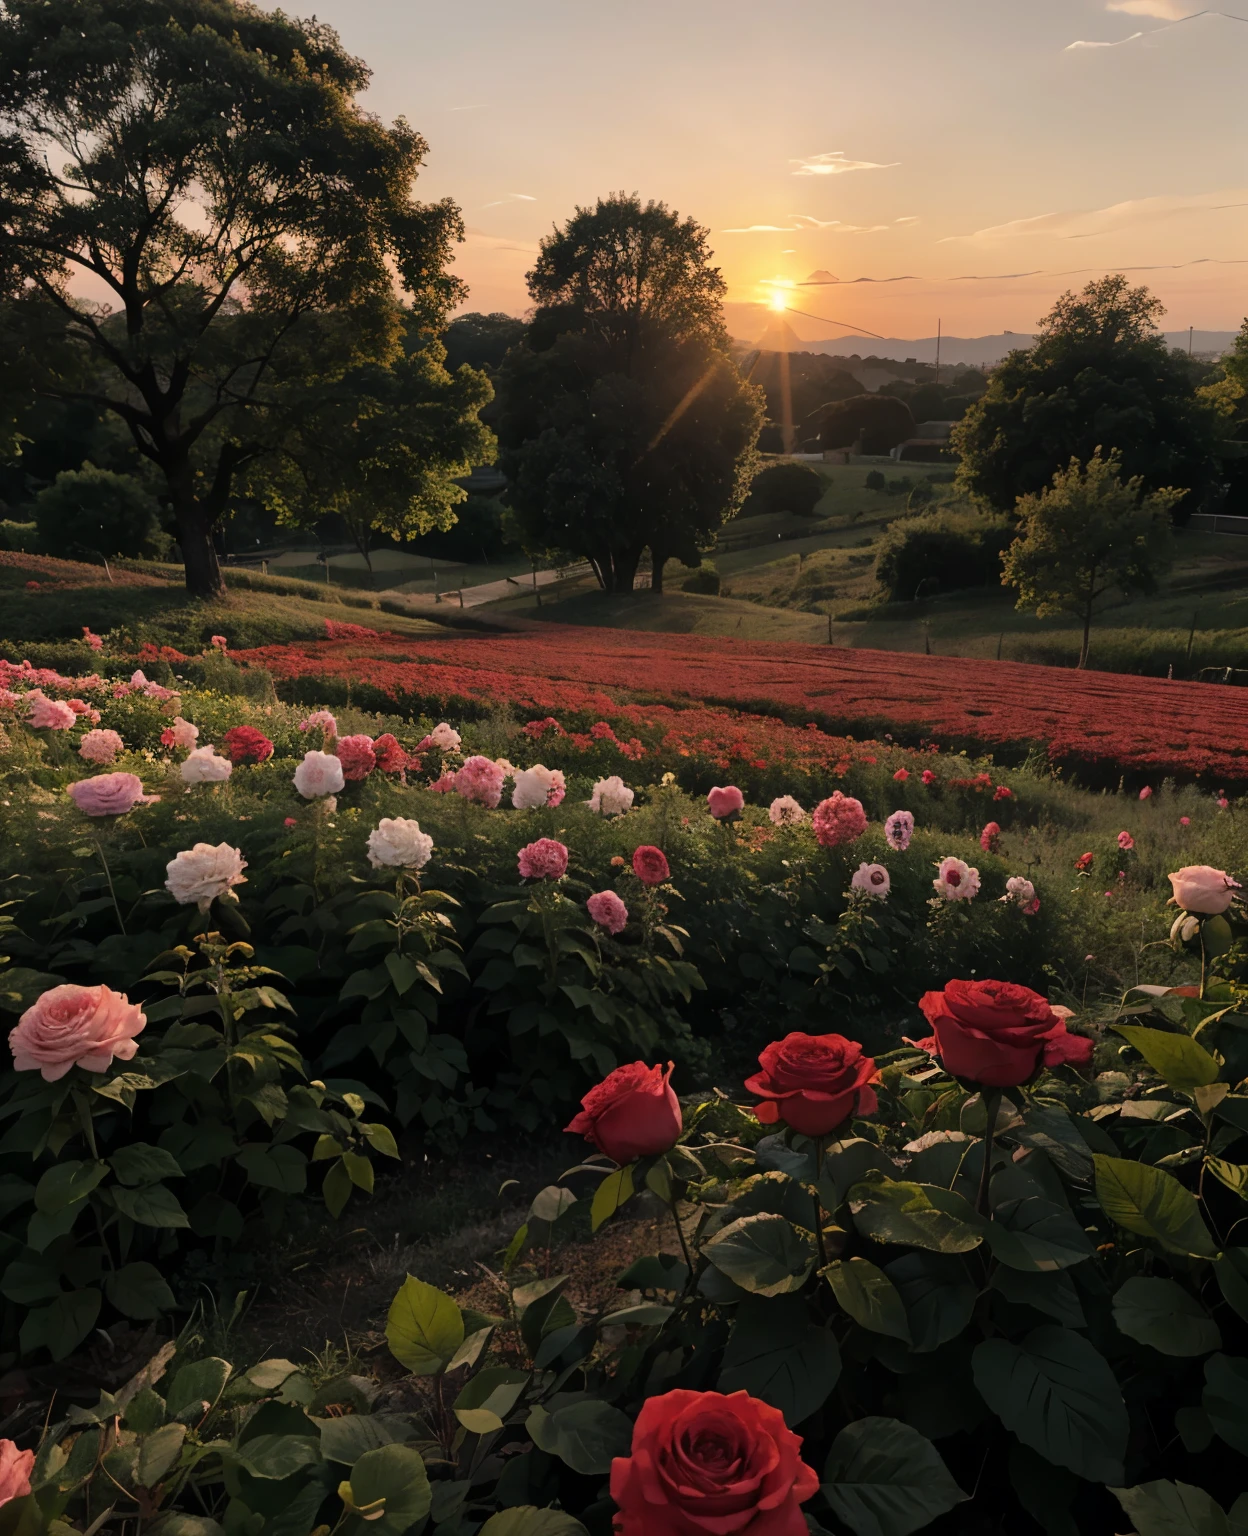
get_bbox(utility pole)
[935,319,941,386]
[1189,325,1194,357]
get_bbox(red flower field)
[232,623,1248,782]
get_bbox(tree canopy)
[818,394,915,454]
[952,275,1219,516]
[0,0,479,594]
[1001,448,1177,668]
[496,194,763,592]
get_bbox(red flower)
[633,845,670,885]
[921,768,937,786]
[222,725,274,765]
[745,1031,878,1136]
[980,820,1001,854]
[916,978,1094,1087]
[335,734,376,781]
[812,792,867,848]
[609,1389,818,1536]
[565,1060,681,1163]
[1075,851,1094,873]
[994,785,1014,801]
[373,733,409,773]
[893,767,910,782]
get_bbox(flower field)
[232,623,1248,783]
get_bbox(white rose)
[588,775,634,816]
[293,749,345,799]
[367,817,434,870]
[513,764,556,810]
[165,842,247,910]
[430,722,461,752]
[769,795,806,826]
[181,745,232,784]
[850,862,891,900]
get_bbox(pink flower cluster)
[518,837,569,880]
[336,734,377,781]
[588,890,629,934]
[707,785,745,820]
[812,792,867,849]
[980,821,1001,854]
[454,755,506,807]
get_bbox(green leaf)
[109,1143,184,1187]
[235,1144,308,1194]
[1203,1353,1248,1454]
[525,1399,632,1476]
[719,1294,841,1426]
[982,1195,1096,1273]
[452,1366,529,1435]
[166,1358,232,1421]
[991,1267,1085,1328]
[361,1122,399,1159]
[885,1252,976,1354]
[1214,1249,1248,1322]
[106,1262,176,1321]
[1113,1277,1221,1357]
[822,1416,967,1536]
[385,1275,464,1375]
[972,1327,1128,1483]
[138,1422,187,1488]
[477,1511,589,1536]
[703,1213,816,1296]
[1113,1025,1221,1092]
[847,1179,983,1254]
[111,1183,190,1229]
[318,1415,414,1464]
[590,1165,634,1232]
[343,1444,431,1536]
[33,1159,108,1213]
[234,1432,320,1480]
[19,1288,101,1362]
[1206,1158,1248,1197]
[1112,1481,1232,1536]
[825,1258,911,1343]
[1093,1155,1217,1258]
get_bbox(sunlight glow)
[768,290,788,312]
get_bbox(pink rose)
[707,785,744,820]
[27,692,76,729]
[67,772,154,817]
[1169,865,1241,915]
[1180,816,1191,827]
[336,734,377,781]
[884,810,914,851]
[812,792,867,848]
[79,728,124,765]
[980,821,1001,854]
[454,755,506,808]
[293,750,345,799]
[893,768,910,782]
[933,856,980,901]
[850,862,890,900]
[633,846,670,886]
[10,983,146,1080]
[0,1440,34,1507]
[588,890,629,934]
[1118,830,1135,851]
[1139,786,1152,801]
[518,838,568,880]
[921,769,937,786]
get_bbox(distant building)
[890,421,956,463]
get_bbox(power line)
[774,303,889,341]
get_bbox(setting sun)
[768,290,788,312]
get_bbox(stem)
[1199,927,1208,1000]
[813,1139,830,1268]
[976,1090,1002,1217]
[94,837,126,935]
[667,1190,694,1275]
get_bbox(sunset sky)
[310,0,1248,343]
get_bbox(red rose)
[744,1031,878,1137]
[565,1060,681,1164]
[610,1389,818,1536]
[917,978,1094,1087]
[633,845,670,886]
[373,733,409,773]
[222,725,274,765]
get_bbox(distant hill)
[742,329,1240,366]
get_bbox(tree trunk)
[180,511,225,598]
[610,546,643,592]
[1079,602,1092,669]
[651,555,667,593]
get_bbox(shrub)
[741,462,824,518]
[33,466,167,559]
[0,519,40,553]
[818,394,915,455]
[680,562,720,594]
[874,507,1013,601]
[864,470,886,491]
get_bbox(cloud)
[1107,0,1194,15]
[722,214,891,234]
[894,216,920,224]
[481,193,537,208]
[1067,8,1248,46]
[940,190,1248,243]
[791,151,899,177]
[1067,32,1144,45]
[448,103,487,112]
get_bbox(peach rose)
[10,983,146,1080]
[1169,865,1241,916]
[293,749,345,799]
[0,1440,34,1507]
[165,843,248,910]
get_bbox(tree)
[0,0,467,596]
[953,276,1219,516]
[818,395,915,454]
[33,464,165,558]
[443,312,527,374]
[495,194,764,592]
[253,321,495,568]
[1001,449,1177,668]
[741,462,824,519]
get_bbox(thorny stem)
[976,1090,1003,1217]
[813,1139,830,1268]
[94,837,126,935]
[667,1187,694,1275]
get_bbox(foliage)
[32,466,166,561]
[0,0,468,597]
[953,275,1220,516]
[442,311,529,375]
[874,508,1012,601]
[1002,450,1178,668]
[494,194,765,592]
[818,394,916,454]
[740,462,824,519]
[680,563,720,595]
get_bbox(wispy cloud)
[894,216,920,224]
[448,103,487,112]
[791,151,899,177]
[723,214,890,234]
[940,191,1248,242]
[481,193,537,209]
[1067,8,1248,46]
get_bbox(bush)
[864,470,886,491]
[874,507,1013,600]
[0,519,40,552]
[33,465,167,559]
[818,394,915,455]
[741,463,824,519]
[681,562,721,594]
